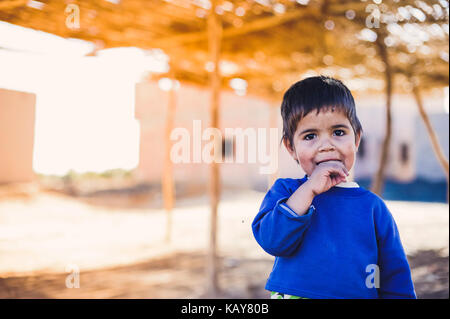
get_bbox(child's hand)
[305,160,349,196]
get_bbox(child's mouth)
[316,159,342,165]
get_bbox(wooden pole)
[371,35,393,196]
[206,0,222,297]
[156,9,319,48]
[411,82,449,203]
[162,78,177,242]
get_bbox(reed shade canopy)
[0,0,448,101]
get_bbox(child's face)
[284,108,361,177]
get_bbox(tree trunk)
[411,83,449,203]
[371,37,393,196]
[162,80,176,242]
[206,0,222,297]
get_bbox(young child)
[252,76,416,299]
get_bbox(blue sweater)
[252,176,416,299]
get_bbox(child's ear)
[283,138,298,161]
[355,132,362,151]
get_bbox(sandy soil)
[0,184,448,299]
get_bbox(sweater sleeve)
[374,200,417,299]
[252,179,315,257]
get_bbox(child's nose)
[318,138,335,151]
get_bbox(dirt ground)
[0,183,448,299]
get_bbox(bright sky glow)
[0,21,169,176]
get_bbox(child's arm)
[252,179,315,257]
[286,160,349,214]
[375,201,417,299]
[252,162,348,257]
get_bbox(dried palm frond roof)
[0,0,448,100]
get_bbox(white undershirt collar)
[305,175,359,188]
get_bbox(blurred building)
[135,82,449,198]
[353,92,449,183]
[135,81,274,191]
[0,88,36,184]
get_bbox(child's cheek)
[298,156,314,175]
[344,151,356,171]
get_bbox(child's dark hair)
[281,75,363,148]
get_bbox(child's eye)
[334,130,345,136]
[304,134,316,140]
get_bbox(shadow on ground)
[408,249,449,299]
[0,249,447,299]
[0,252,272,299]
